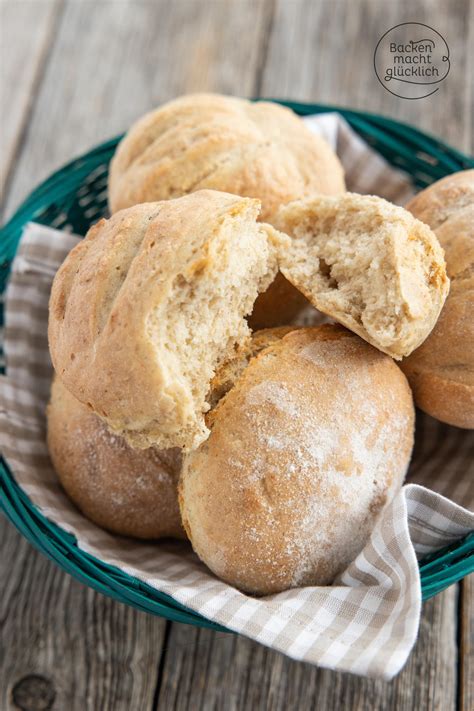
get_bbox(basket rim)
[1,100,473,625]
[0,456,226,629]
[1,100,473,238]
[262,99,474,164]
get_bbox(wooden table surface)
[1,1,472,709]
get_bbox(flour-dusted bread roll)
[47,378,185,539]
[180,325,415,595]
[108,93,345,329]
[401,171,474,428]
[274,193,450,359]
[49,190,283,450]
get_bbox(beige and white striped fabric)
[1,115,473,679]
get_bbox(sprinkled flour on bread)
[180,325,415,595]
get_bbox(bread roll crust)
[402,171,474,428]
[108,93,345,221]
[405,169,474,230]
[180,325,414,595]
[108,94,345,330]
[47,378,185,539]
[48,190,281,450]
[208,326,295,410]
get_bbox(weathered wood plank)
[261,0,472,153]
[0,0,61,206]
[0,515,167,711]
[155,586,457,711]
[2,0,270,221]
[460,574,474,711]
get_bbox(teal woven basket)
[1,102,473,628]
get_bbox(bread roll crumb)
[275,193,449,359]
[49,190,284,450]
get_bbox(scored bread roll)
[274,193,449,359]
[108,93,345,329]
[47,378,185,539]
[108,93,345,221]
[48,190,284,450]
[180,325,415,596]
[401,170,474,428]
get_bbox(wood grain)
[261,0,472,153]
[0,0,62,207]
[2,0,271,220]
[1,0,472,709]
[460,575,474,711]
[155,587,457,711]
[0,515,167,711]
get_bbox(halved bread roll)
[274,193,450,359]
[49,190,283,450]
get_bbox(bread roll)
[404,170,474,229]
[401,170,474,428]
[48,190,283,450]
[108,93,345,220]
[47,378,184,539]
[180,325,414,595]
[274,193,449,359]
[108,93,345,329]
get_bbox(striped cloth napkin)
[1,114,473,679]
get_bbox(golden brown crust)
[406,170,474,230]
[47,378,185,539]
[402,171,474,428]
[108,94,345,220]
[48,190,280,450]
[207,326,296,412]
[108,94,345,329]
[180,325,414,595]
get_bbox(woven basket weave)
[1,102,473,628]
